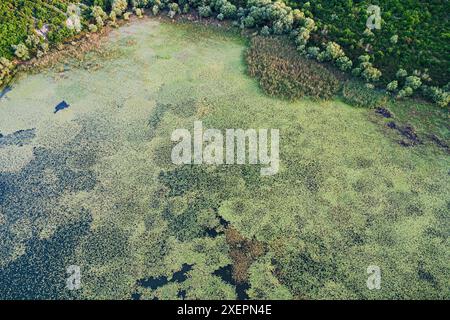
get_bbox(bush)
[130,0,151,8]
[88,24,98,32]
[112,0,128,16]
[397,86,413,98]
[396,68,408,78]
[123,12,131,20]
[390,34,398,44]
[336,56,352,71]
[135,8,144,18]
[246,36,341,100]
[323,42,345,61]
[306,46,320,59]
[221,3,237,18]
[12,43,30,60]
[422,86,450,108]
[354,55,382,83]
[260,26,270,36]
[0,57,14,87]
[198,5,212,18]
[405,76,422,90]
[386,80,398,92]
[92,5,108,20]
[342,80,387,108]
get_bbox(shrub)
[96,16,104,27]
[135,8,144,18]
[12,43,30,60]
[354,55,382,83]
[422,86,450,108]
[131,0,151,8]
[361,65,382,82]
[324,42,345,61]
[109,11,117,22]
[405,76,422,90]
[292,9,305,24]
[306,46,320,59]
[390,34,398,44]
[397,86,413,98]
[246,36,341,100]
[240,0,298,35]
[386,80,398,92]
[342,80,387,108]
[112,0,128,16]
[92,5,108,20]
[47,26,74,45]
[220,2,237,19]
[396,68,408,78]
[295,17,315,50]
[336,56,352,71]
[25,34,41,51]
[169,3,180,13]
[0,57,14,86]
[66,15,82,33]
[87,23,97,33]
[242,16,255,28]
[198,5,212,18]
[260,26,270,36]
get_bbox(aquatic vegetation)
[0,7,448,302]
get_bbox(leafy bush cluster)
[0,57,14,87]
[246,36,340,100]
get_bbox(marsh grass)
[246,36,341,100]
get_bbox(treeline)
[0,0,448,107]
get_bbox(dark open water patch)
[375,107,392,118]
[0,85,12,100]
[133,263,193,300]
[137,263,193,290]
[54,100,70,114]
[0,128,36,148]
[213,265,249,300]
[0,212,91,299]
[0,144,97,226]
[0,123,100,299]
[429,134,449,152]
[386,121,422,146]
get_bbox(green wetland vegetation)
[0,3,449,300]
